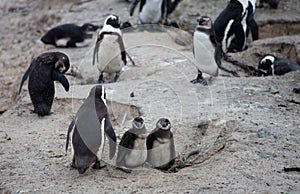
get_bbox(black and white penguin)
[18,52,70,116]
[257,0,280,9]
[246,0,259,41]
[130,0,181,24]
[214,0,249,53]
[93,15,126,83]
[66,85,117,174]
[191,16,237,85]
[116,117,147,173]
[257,54,300,76]
[41,23,100,48]
[146,118,175,170]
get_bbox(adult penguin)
[41,23,100,48]
[66,85,117,174]
[18,52,70,116]
[130,0,181,24]
[93,15,126,83]
[213,0,249,53]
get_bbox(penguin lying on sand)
[41,23,100,48]
[214,0,249,53]
[116,117,147,173]
[257,54,300,76]
[18,52,70,116]
[130,0,181,25]
[191,16,238,85]
[146,118,175,171]
[93,15,126,84]
[66,85,117,174]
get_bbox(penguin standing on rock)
[130,0,181,25]
[257,54,300,76]
[116,117,147,173]
[93,15,126,83]
[214,0,249,53]
[146,118,175,170]
[18,52,70,116]
[191,16,238,85]
[66,85,117,174]
[41,23,100,48]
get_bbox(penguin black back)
[18,52,70,116]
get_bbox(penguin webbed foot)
[190,75,208,86]
[117,166,132,173]
[92,160,107,170]
[109,73,120,83]
[97,73,105,84]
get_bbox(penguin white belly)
[98,36,123,74]
[125,138,147,167]
[194,31,218,76]
[139,0,163,24]
[148,138,171,168]
[56,38,71,47]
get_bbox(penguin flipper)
[18,66,31,95]
[52,70,70,92]
[130,0,140,16]
[66,117,76,154]
[104,115,117,159]
[169,133,176,167]
[92,37,101,65]
[116,131,136,165]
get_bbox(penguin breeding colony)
[1,0,300,193]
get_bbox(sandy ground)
[0,0,300,193]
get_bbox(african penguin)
[41,23,100,48]
[146,118,175,170]
[214,0,249,53]
[18,52,70,116]
[257,54,300,76]
[191,16,236,85]
[116,117,147,173]
[66,85,117,174]
[130,0,181,25]
[93,15,126,83]
[246,0,259,41]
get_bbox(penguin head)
[197,16,212,28]
[104,15,121,29]
[157,118,171,130]
[257,54,277,71]
[54,52,70,73]
[81,23,101,32]
[132,117,145,129]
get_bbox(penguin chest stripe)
[222,19,234,52]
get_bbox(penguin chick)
[257,54,300,76]
[66,85,117,174]
[146,118,175,171]
[18,52,70,116]
[93,15,126,84]
[116,117,147,173]
[41,23,100,48]
[191,16,236,85]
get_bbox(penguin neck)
[100,25,122,36]
[195,26,212,35]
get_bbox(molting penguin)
[66,85,117,174]
[191,16,237,85]
[116,117,147,173]
[18,52,70,116]
[146,118,175,170]
[257,54,300,76]
[41,23,100,48]
[214,0,249,53]
[130,0,181,24]
[93,15,126,83]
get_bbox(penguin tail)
[34,103,50,116]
